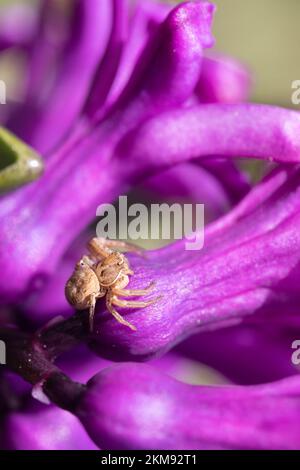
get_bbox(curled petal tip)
[170,1,216,49]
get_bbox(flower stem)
[0,312,89,410]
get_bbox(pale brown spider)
[65,237,158,331]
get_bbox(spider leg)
[87,238,112,260]
[114,282,155,297]
[90,237,145,257]
[106,295,137,331]
[111,294,160,309]
[102,237,144,254]
[88,294,97,332]
[88,288,107,331]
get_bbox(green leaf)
[0,127,44,193]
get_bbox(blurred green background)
[211,0,300,106]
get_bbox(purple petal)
[0,3,38,51]
[114,0,215,112]
[84,0,128,119]
[22,256,77,324]
[102,0,170,111]
[76,363,300,449]
[178,323,299,385]
[123,104,300,168]
[140,162,231,220]
[9,0,112,154]
[142,159,250,221]
[196,54,252,104]
[201,158,250,204]
[3,401,98,450]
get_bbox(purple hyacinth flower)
[1,0,300,453]
[1,1,300,310]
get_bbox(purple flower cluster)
[1,0,300,450]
